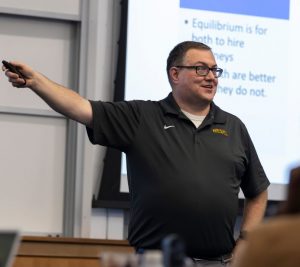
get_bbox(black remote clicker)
[2,60,26,81]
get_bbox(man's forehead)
[184,48,216,64]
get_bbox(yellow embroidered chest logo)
[212,128,229,137]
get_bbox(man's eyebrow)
[193,61,218,67]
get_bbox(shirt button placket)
[194,131,201,144]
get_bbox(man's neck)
[172,94,211,116]
[180,104,210,116]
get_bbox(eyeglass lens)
[196,66,222,77]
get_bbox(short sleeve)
[86,100,141,151]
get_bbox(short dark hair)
[166,41,212,79]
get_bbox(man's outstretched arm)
[2,61,93,128]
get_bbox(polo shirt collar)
[159,92,226,124]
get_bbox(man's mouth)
[202,84,213,89]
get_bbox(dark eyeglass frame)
[175,65,223,78]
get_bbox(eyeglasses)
[175,65,223,78]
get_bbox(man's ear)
[169,67,179,84]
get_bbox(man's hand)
[2,61,34,88]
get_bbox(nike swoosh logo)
[164,125,175,130]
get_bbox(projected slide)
[121,0,300,198]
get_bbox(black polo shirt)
[87,93,270,258]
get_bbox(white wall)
[0,0,80,19]
[0,11,77,235]
[0,0,125,239]
[0,114,66,234]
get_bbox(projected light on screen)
[118,0,300,201]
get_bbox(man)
[3,41,269,266]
